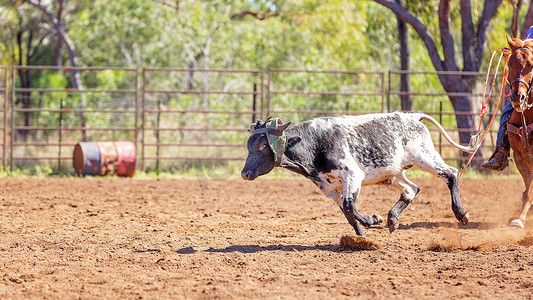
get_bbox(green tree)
[372,0,506,164]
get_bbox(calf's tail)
[419,114,481,153]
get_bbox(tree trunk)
[24,0,87,140]
[450,95,477,153]
[18,66,33,141]
[512,0,523,37]
[16,29,31,142]
[54,36,63,67]
[521,0,533,37]
[439,76,481,166]
[372,0,503,167]
[395,0,412,111]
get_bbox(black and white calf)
[241,112,479,236]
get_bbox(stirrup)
[482,146,509,170]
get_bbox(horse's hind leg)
[510,182,533,228]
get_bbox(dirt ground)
[0,176,532,299]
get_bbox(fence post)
[2,66,6,169]
[252,83,257,123]
[387,71,391,112]
[260,71,264,120]
[381,72,385,113]
[10,67,14,172]
[141,68,146,171]
[155,97,161,172]
[267,69,272,117]
[439,99,443,155]
[134,68,139,171]
[58,98,63,172]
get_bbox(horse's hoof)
[509,219,525,229]
[459,211,469,225]
[373,214,384,225]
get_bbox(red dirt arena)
[0,176,532,299]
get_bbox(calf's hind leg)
[387,172,420,233]
[415,152,469,225]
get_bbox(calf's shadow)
[398,221,501,230]
[177,244,341,254]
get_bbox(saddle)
[507,122,533,141]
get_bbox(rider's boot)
[482,133,510,171]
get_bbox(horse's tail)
[418,113,481,153]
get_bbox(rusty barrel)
[114,141,136,177]
[73,142,101,175]
[97,142,119,175]
[73,141,136,177]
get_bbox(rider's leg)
[482,101,513,171]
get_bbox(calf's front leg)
[339,205,366,236]
[387,172,420,233]
[339,174,383,236]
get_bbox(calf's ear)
[286,136,301,150]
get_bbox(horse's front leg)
[510,184,533,229]
[509,152,533,228]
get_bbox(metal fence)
[2,65,505,173]
[141,68,263,171]
[267,69,386,122]
[10,66,138,172]
[387,70,503,164]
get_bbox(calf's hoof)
[455,211,469,225]
[459,211,469,225]
[509,219,525,229]
[387,214,399,233]
[373,214,384,225]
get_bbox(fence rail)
[141,67,264,171]
[387,69,504,164]
[11,65,138,171]
[1,65,506,173]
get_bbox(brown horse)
[505,36,533,228]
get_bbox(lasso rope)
[460,47,509,176]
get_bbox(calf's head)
[241,117,292,180]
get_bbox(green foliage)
[0,0,526,174]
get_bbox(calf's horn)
[278,121,292,132]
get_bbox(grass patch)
[0,158,524,180]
